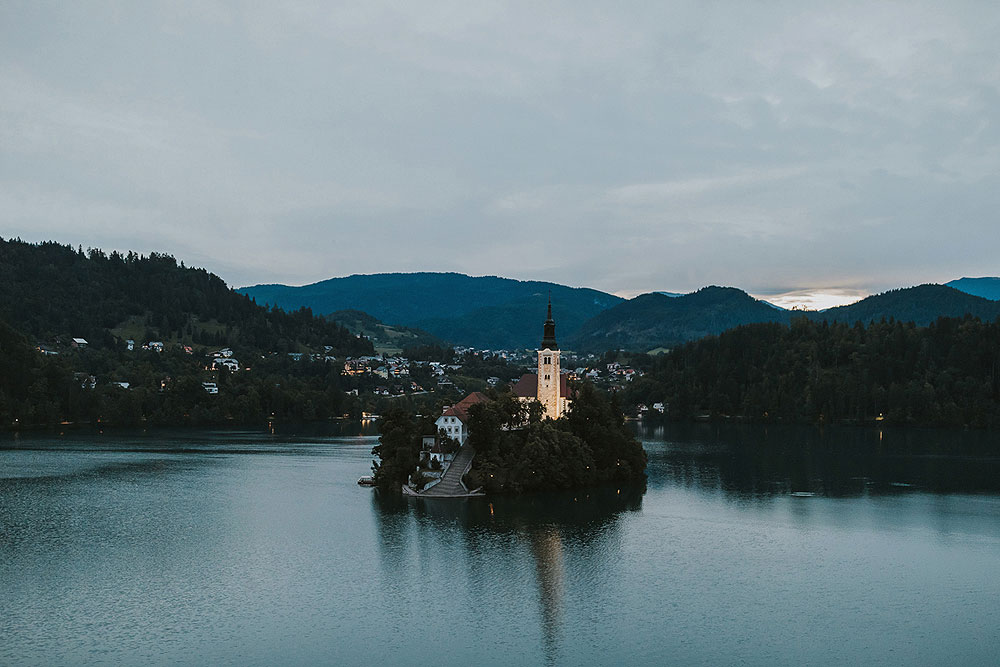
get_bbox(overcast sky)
[2,2,998,307]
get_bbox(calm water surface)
[2,423,999,666]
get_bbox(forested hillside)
[568,286,785,351]
[239,272,622,348]
[623,316,1000,428]
[818,284,1000,326]
[0,318,368,428]
[326,309,442,353]
[0,238,379,429]
[0,238,371,355]
[570,284,1000,352]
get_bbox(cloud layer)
[2,1,998,297]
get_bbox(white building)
[434,391,489,445]
[213,357,240,372]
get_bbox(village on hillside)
[33,327,659,416]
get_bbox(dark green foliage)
[402,344,455,362]
[821,284,1000,326]
[465,385,646,494]
[0,237,372,355]
[0,238,377,429]
[622,315,1000,429]
[564,383,648,482]
[0,330,364,428]
[372,408,435,490]
[452,351,527,382]
[569,287,783,351]
[326,309,444,349]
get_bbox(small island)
[371,303,647,496]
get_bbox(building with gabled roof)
[435,391,489,445]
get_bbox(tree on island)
[370,407,437,491]
[464,383,646,494]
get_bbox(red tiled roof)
[511,374,574,399]
[512,373,537,398]
[441,391,490,422]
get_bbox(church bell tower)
[537,296,561,419]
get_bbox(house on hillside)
[71,338,88,348]
[213,357,240,372]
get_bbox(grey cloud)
[1,1,998,295]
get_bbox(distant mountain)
[569,283,1000,352]
[567,286,786,351]
[239,273,623,349]
[816,284,1000,326]
[947,277,1000,301]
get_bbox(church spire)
[540,295,558,350]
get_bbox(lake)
[2,422,999,666]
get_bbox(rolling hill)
[239,273,623,349]
[241,271,1000,353]
[567,286,787,351]
[326,309,443,354]
[0,238,372,356]
[816,284,1000,326]
[570,284,1000,352]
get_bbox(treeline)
[622,316,1000,428]
[0,237,372,355]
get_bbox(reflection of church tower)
[537,297,561,420]
[529,526,565,665]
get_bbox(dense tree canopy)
[0,237,372,355]
[622,316,1000,429]
[464,384,647,494]
[371,408,437,491]
[0,238,380,429]
[0,325,366,428]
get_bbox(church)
[512,299,572,419]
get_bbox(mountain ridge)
[240,272,1000,351]
[947,277,1000,301]
[239,272,623,349]
[570,283,1000,351]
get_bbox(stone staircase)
[417,444,483,497]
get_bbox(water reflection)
[639,422,1000,498]
[372,487,644,663]
[529,526,563,665]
